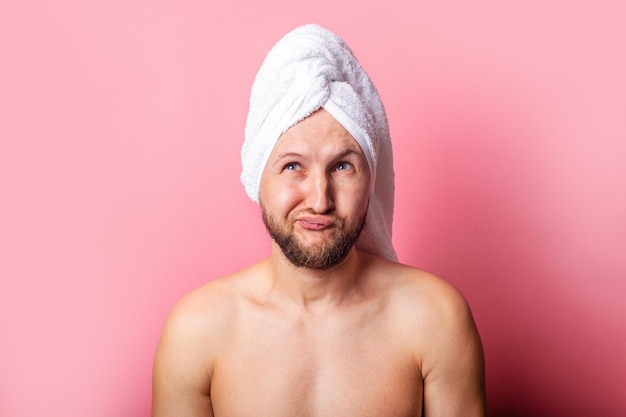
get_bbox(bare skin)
[152,110,486,417]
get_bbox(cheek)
[260,178,302,212]
[336,179,371,213]
[355,191,371,214]
[275,185,300,208]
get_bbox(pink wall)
[1,1,624,416]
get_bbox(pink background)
[1,1,625,416]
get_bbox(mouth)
[296,216,336,231]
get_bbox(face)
[259,109,372,270]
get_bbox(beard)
[261,205,365,270]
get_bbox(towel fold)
[241,24,397,261]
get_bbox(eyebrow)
[337,148,363,158]
[274,151,304,160]
[274,147,363,161]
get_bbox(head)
[259,109,371,269]
[242,24,397,262]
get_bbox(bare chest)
[210,306,422,417]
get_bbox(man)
[152,24,485,417]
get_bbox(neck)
[267,241,366,310]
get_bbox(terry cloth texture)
[241,24,397,261]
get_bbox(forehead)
[272,108,365,156]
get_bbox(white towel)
[241,24,397,261]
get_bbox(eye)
[283,162,300,171]
[335,162,352,171]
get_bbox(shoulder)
[366,256,482,371]
[162,281,233,350]
[168,274,239,328]
[362,254,486,414]
[164,260,268,333]
[365,254,471,321]
[151,263,269,414]
[397,265,473,325]
[154,261,267,376]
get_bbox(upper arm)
[152,290,224,417]
[419,281,486,417]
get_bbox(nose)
[305,169,335,214]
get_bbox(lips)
[296,215,336,231]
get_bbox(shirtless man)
[152,25,485,417]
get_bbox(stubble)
[261,205,365,270]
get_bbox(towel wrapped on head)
[241,24,397,261]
